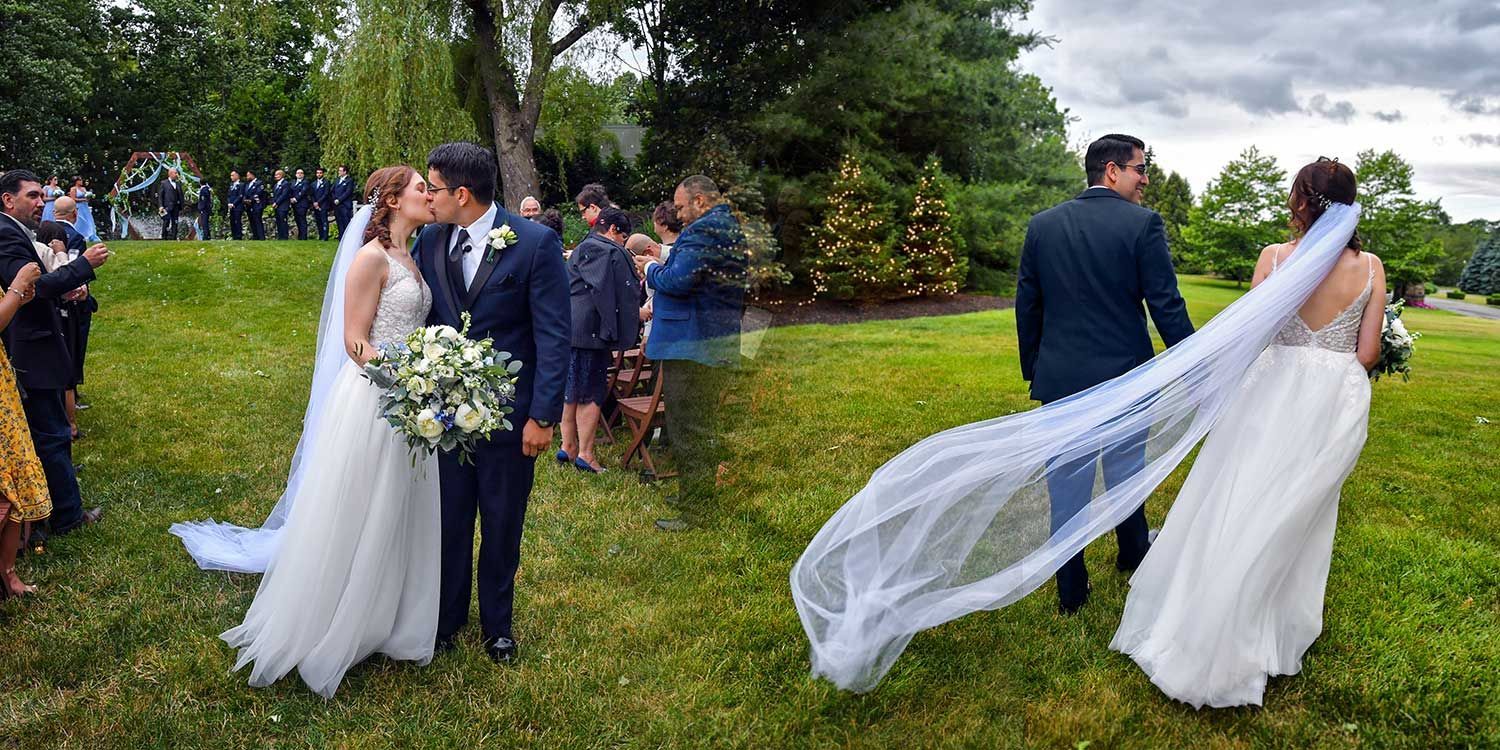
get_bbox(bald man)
[625,233,661,339]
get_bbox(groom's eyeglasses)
[429,185,465,195]
[1114,162,1148,176]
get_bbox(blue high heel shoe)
[573,457,605,474]
[555,449,571,465]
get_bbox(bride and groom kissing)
[173,142,570,697]
[794,135,1386,709]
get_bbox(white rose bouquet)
[360,312,522,463]
[1371,300,1419,381]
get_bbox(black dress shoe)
[485,636,518,664]
[1058,585,1091,616]
[434,636,456,654]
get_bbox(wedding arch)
[107,151,208,239]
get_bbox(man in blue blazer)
[331,165,355,239]
[309,168,331,240]
[226,171,244,240]
[634,175,747,531]
[271,169,291,240]
[0,170,110,535]
[1015,134,1195,615]
[244,170,266,240]
[291,168,310,240]
[418,143,570,665]
[196,181,213,240]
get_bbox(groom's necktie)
[448,228,470,297]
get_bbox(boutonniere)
[485,224,518,263]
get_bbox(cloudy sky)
[1016,0,1500,221]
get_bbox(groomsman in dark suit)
[1015,133,1196,615]
[0,170,110,534]
[291,168,310,240]
[271,169,291,240]
[227,171,244,240]
[196,180,213,240]
[158,168,184,240]
[244,170,266,240]
[332,165,355,238]
[310,167,331,240]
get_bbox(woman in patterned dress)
[0,260,52,599]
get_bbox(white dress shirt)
[448,202,499,288]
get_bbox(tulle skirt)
[221,361,439,698]
[1110,344,1370,709]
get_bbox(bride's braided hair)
[363,166,417,249]
[1289,156,1362,250]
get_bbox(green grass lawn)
[3,240,1497,748]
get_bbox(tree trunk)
[491,102,542,209]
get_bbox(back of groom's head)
[427,142,497,206]
[1085,134,1145,186]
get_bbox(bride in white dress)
[1110,158,1386,708]
[177,166,437,698]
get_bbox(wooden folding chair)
[601,348,650,443]
[618,363,672,479]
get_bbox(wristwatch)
[533,419,555,428]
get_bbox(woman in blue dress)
[69,177,99,241]
[40,176,63,222]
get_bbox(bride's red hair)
[363,166,418,248]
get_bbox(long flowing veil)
[170,206,373,573]
[790,203,1362,693]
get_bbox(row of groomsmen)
[217,166,358,241]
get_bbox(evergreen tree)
[1142,152,1195,270]
[691,134,792,298]
[809,152,896,302]
[1459,231,1500,295]
[897,157,966,298]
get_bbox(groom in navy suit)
[1015,134,1195,615]
[418,142,570,664]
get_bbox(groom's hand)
[521,419,553,457]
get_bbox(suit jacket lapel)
[431,224,462,319]
[463,240,502,310]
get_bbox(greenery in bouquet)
[1371,300,1419,382]
[360,313,522,463]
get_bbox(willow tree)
[322,0,624,205]
[318,0,477,180]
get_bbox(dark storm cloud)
[1023,0,1500,118]
[1372,110,1405,122]
[1308,94,1357,123]
[1459,134,1500,147]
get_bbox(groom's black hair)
[427,142,497,206]
[1085,134,1145,186]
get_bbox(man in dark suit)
[158,168,184,239]
[0,170,110,534]
[310,167,331,240]
[331,165,355,238]
[291,168,310,240]
[417,142,570,665]
[271,169,291,240]
[244,170,266,240]
[1015,133,1196,615]
[633,175,748,531]
[227,171,244,240]
[196,180,213,240]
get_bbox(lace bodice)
[1270,253,1373,354]
[369,252,431,347]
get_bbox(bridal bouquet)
[360,313,522,463]
[1371,300,1419,381]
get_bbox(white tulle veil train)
[790,202,1362,693]
[170,206,373,573]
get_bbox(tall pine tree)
[897,157,966,298]
[1458,230,1500,295]
[809,152,896,302]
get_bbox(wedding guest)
[633,175,747,530]
[652,200,682,248]
[310,167,331,240]
[50,198,96,438]
[291,168,310,240]
[227,170,245,240]
[332,165,355,238]
[0,257,51,600]
[196,180,213,240]
[625,233,662,342]
[536,208,564,238]
[574,183,612,230]
[559,207,641,473]
[272,169,291,240]
[0,170,110,535]
[69,178,98,242]
[245,170,267,240]
[40,176,62,222]
[519,196,542,219]
[158,168,184,240]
